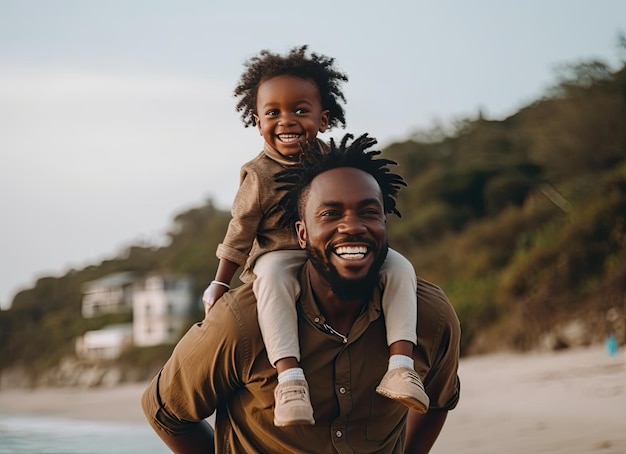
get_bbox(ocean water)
[0,415,169,454]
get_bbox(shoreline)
[0,383,149,424]
[1,346,624,453]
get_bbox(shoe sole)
[274,417,315,427]
[375,386,429,414]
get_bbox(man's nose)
[337,214,367,234]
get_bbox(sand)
[1,345,624,453]
[431,346,625,454]
[0,382,149,424]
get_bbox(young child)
[203,46,429,427]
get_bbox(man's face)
[296,167,389,300]
[253,75,329,159]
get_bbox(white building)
[132,274,195,347]
[81,272,136,318]
[76,323,134,361]
[78,272,196,358]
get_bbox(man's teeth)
[335,246,367,259]
[278,134,300,143]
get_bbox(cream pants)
[253,248,418,366]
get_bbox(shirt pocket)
[365,387,407,442]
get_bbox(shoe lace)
[401,370,425,389]
[278,386,308,404]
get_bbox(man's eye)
[362,209,382,218]
[321,210,340,217]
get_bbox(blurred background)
[0,1,625,450]
[1,2,625,452]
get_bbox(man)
[142,133,461,453]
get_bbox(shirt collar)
[262,139,329,167]
[262,141,299,167]
[298,261,383,341]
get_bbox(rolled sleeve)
[415,277,461,411]
[216,243,249,267]
[141,370,200,436]
[141,297,248,435]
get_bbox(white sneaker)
[273,378,315,426]
[376,367,429,414]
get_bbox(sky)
[1,0,624,308]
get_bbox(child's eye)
[295,108,309,115]
[266,110,279,117]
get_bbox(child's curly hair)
[275,133,407,229]
[234,45,348,129]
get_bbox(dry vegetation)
[1,58,624,381]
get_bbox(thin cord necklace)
[322,322,348,344]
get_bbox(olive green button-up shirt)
[144,262,460,453]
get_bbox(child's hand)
[202,283,229,316]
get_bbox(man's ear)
[295,220,307,249]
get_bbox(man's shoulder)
[416,277,460,335]
[417,277,453,308]
[209,283,262,335]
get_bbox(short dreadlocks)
[234,45,348,129]
[276,133,407,229]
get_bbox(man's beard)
[306,239,388,301]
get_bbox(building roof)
[82,272,137,292]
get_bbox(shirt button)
[314,317,320,323]
[335,430,343,438]
[339,387,346,394]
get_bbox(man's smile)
[333,245,368,260]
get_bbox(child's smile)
[277,133,302,144]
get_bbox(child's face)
[254,75,329,158]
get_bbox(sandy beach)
[1,346,624,453]
[431,346,625,454]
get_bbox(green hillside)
[1,58,624,381]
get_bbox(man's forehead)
[307,167,383,204]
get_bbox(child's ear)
[319,110,330,133]
[253,114,262,135]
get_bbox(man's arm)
[152,420,215,454]
[404,409,448,454]
[142,291,245,453]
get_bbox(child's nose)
[278,113,296,125]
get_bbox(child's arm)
[203,258,240,315]
[204,164,264,315]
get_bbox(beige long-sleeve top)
[216,141,324,283]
